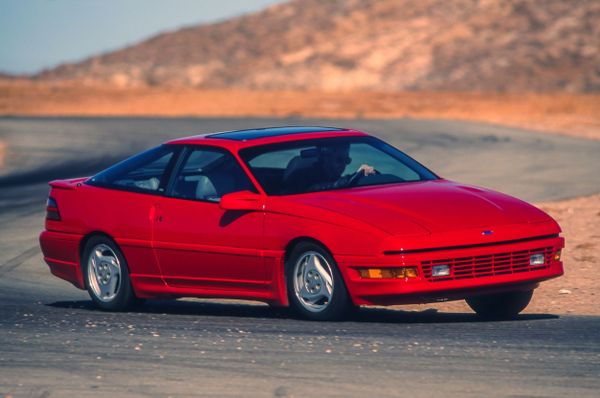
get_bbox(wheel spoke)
[90,255,100,279]
[106,274,120,296]
[98,254,117,268]
[92,250,104,278]
[105,256,120,275]
[302,256,314,279]
[299,285,326,305]
[93,249,104,265]
[311,255,333,290]
[98,281,111,298]
[320,283,332,301]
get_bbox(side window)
[170,147,255,202]
[247,145,323,195]
[88,145,178,193]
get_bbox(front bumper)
[338,235,564,306]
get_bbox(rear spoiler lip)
[49,177,89,190]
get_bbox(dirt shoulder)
[396,193,600,316]
[1,81,599,141]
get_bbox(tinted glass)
[240,136,437,195]
[207,126,344,140]
[87,145,178,194]
[170,147,256,202]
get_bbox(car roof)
[166,126,368,148]
[206,126,345,140]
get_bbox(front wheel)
[286,242,352,321]
[466,290,533,320]
[82,236,140,311]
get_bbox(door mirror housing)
[219,190,264,211]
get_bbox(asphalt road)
[1,117,599,397]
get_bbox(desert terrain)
[34,0,600,93]
[1,81,599,140]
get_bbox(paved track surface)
[1,117,599,397]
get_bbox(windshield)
[239,136,438,195]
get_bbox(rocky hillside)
[36,0,600,92]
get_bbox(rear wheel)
[82,236,140,311]
[286,242,352,321]
[466,290,533,320]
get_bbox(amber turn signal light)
[553,249,562,261]
[358,267,418,279]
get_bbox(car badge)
[481,230,494,235]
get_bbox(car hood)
[282,179,553,236]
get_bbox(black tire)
[286,242,352,321]
[466,289,533,320]
[82,235,141,311]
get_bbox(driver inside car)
[284,142,375,194]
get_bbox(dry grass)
[1,81,599,140]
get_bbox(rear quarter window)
[87,145,179,194]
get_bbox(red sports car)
[39,126,564,320]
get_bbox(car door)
[152,145,267,291]
[85,145,181,282]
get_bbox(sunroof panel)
[206,126,345,140]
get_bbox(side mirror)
[219,190,264,211]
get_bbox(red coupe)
[40,126,564,320]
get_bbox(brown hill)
[0,72,17,81]
[36,0,600,92]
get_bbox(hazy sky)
[0,0,285,75]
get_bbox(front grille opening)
[421,247,553,282]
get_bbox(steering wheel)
[347,168,380,187]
